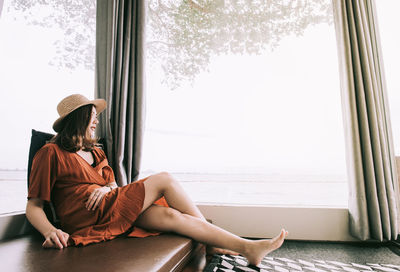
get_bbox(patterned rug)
[203,254,400,272]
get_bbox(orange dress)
[28,143,168,246]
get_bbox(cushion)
[27,129,57,224]
[27,129,55,186]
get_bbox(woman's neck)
[76,149,95,166]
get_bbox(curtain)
[95,0,146,186]
[333,0,400,240]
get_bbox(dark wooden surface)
[0,233,198,272]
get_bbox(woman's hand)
[26,199,69,249]
[86,186,111,211]
[42,229,69,249]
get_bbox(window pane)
[375,0,400,156]
[0,0,96,214]
[141,0,348,206]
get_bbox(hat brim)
[53,99,106,132]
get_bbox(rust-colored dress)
[28,143,168,246]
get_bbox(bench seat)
[0,232,201,272]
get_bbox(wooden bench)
[0,229,202,272]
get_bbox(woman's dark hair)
[51,104,97,152]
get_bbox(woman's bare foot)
[206,246,239,256]
[244,229,288,266]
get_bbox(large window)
[375,0,400,156]
[0,0,96,214]
[141,0,348,207]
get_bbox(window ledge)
[0,212,32,241]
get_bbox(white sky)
[0,0,398,182]
[141,21,348,178]
[139,0,400,178]
[0,2,94,169]
[375,0,400,155]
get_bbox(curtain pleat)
[333,0,399,241]
[95,0,145,186]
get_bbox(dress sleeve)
[28,144,58,202]
[96,147,116,183]
[102,165,115,183]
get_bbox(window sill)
[198,204,355,241]
[0,212,32,241]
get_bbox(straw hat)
[53,94,106,132]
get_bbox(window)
[0,0,96,214]
[141,0,347,207]
[375,0,400,156]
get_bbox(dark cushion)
[27,129,57,225]
[27,129,55,186]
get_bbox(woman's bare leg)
[135,205,288,266]
[140,172,205,219]
[139,172,285,256]
[141,172,240,254]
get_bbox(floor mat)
[203,254,400,272]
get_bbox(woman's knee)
[156,171,174,181]
[153,172,178,188]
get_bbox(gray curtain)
[95,0,146,186]
[333,0,400,240]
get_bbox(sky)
[0,0,399,183]
[140,21,348,179]
[375,0,400,155]
[0,1,94,170]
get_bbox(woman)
[26,94,288,266]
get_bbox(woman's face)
[87,106,98,138]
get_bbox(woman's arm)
[26,198,69,249]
